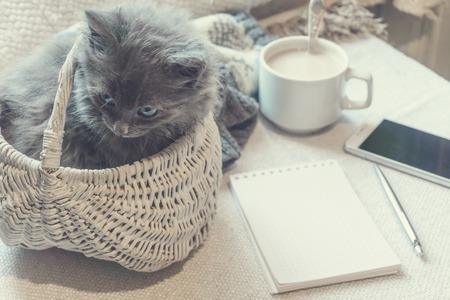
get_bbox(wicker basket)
[0,38,222,272]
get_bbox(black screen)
[360,120,450,179]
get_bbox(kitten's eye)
[138,106,157,118]
[98,93,114,106]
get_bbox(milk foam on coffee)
[259,36,372,133]
[267,47,344,80]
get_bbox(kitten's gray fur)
[0,4,219,169]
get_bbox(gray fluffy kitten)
[0,5,219,169]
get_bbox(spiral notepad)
[229,160,401,294]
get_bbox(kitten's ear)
[165,52,207,88]
[84,10,115,51]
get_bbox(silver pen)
[374,165,424,256]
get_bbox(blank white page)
[229,160,400,293]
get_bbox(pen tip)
[414,245,424,256]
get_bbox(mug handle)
[341,68,373,109]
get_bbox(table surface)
[1,36,450,300]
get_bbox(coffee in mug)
[267,48,344,80]
[259,36,372,133]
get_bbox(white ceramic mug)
[259,36,373,133]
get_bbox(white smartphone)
[344,116,450,188]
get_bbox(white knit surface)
[0,0,270,69]
[1,1,450,299]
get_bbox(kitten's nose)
[113,121,130,136]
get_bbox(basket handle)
[40,37,80,171]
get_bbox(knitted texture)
[0,0,271,69]
[195,12,274,167]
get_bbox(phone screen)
[359,120,450,179]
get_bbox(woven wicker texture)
[0,38,222,272]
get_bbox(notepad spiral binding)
[0,37,222,272]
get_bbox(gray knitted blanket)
[194,12,274,168]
